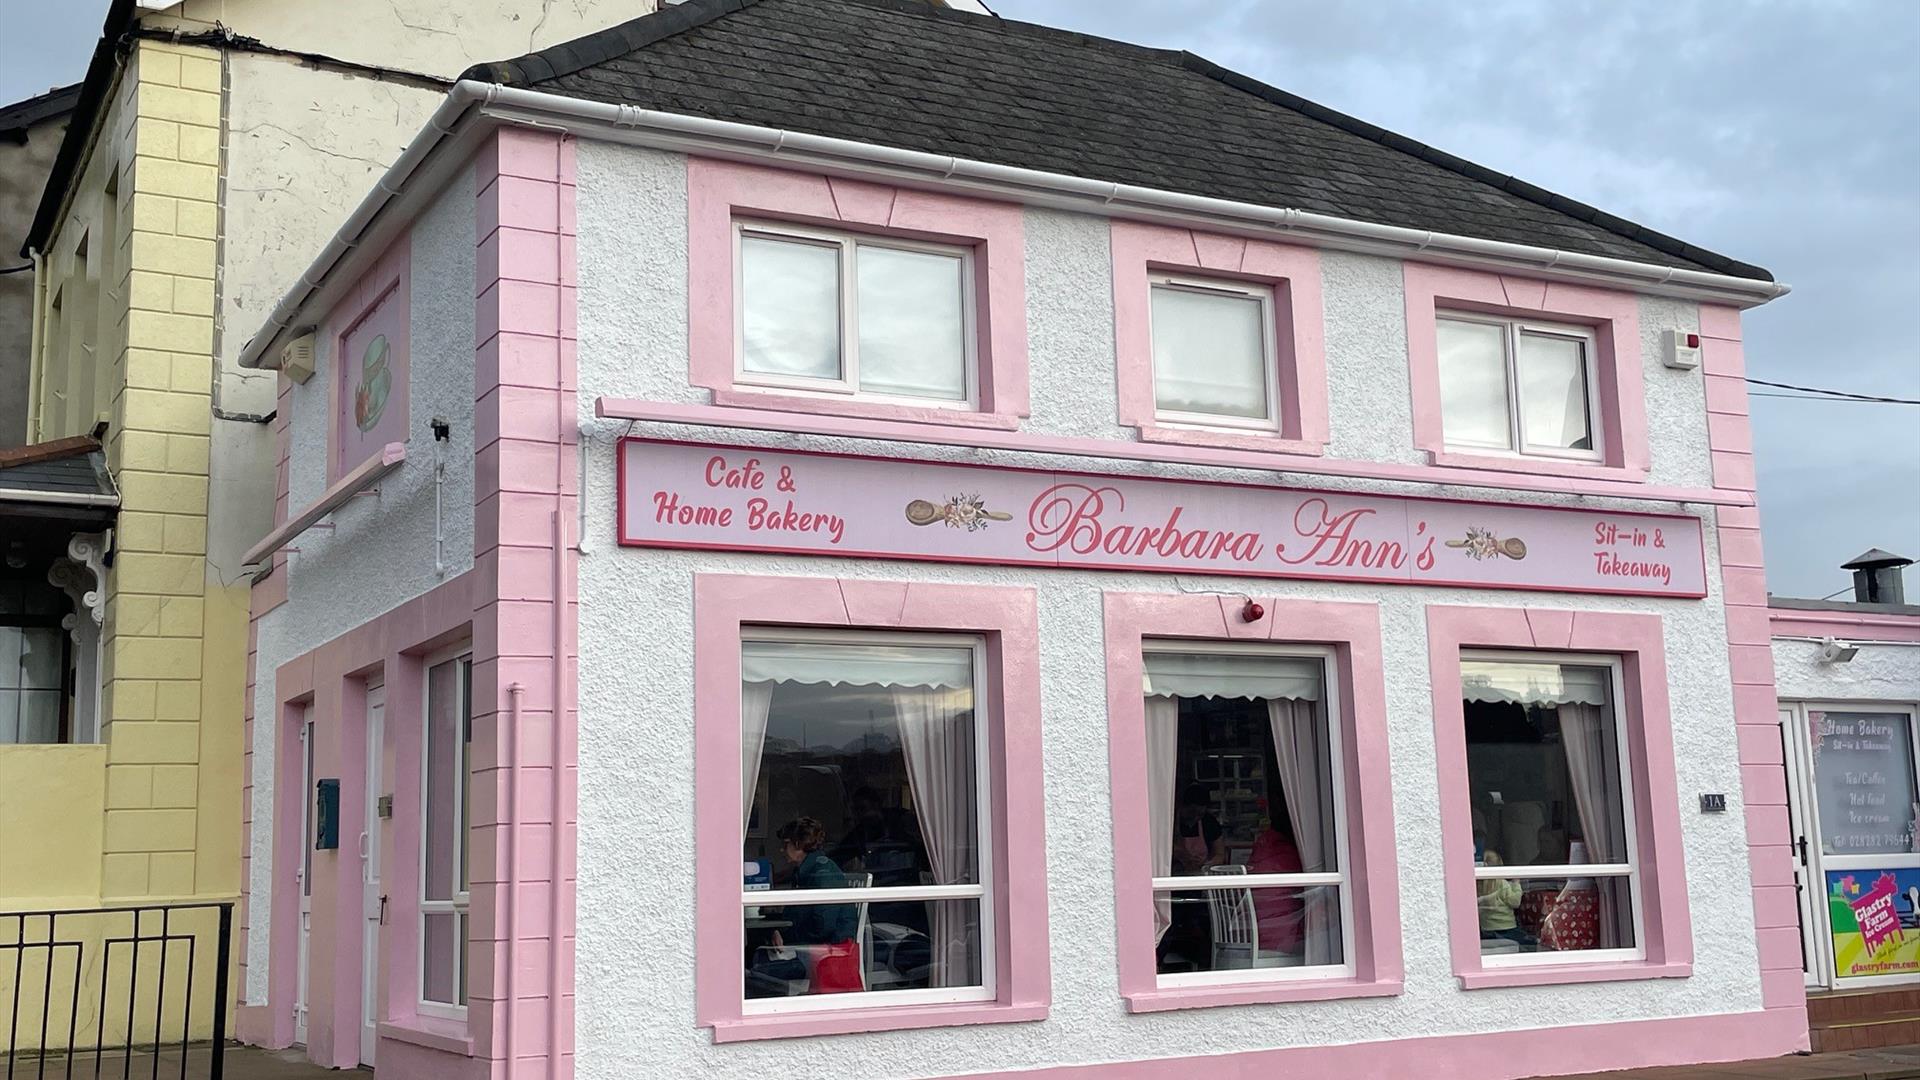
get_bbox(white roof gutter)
[239,80,1790,370]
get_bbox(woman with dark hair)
[755,817,863,994]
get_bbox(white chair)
[845,871,873,991]
[1204,865,1289,969]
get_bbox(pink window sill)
[708,387,1024,431]
[1124,977,1402,1014]
[1457,960,1692,990]
[377,1016,475,1056]
[1426,449,1650,484]
[1136,423,1327,457]
[709,1001,1047,1043]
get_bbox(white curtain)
[893,687,977,987]
[741,681,775,832]
[1268,698,1335,965]
[1146,696,1180,944]
[1558,702,1623,946]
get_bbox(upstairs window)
[1148,276,1280,430]
[735,222,976,407]
[1436,315,1600,460]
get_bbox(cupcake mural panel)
[334,268,410,477]
[618,438,1708,597]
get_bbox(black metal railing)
[1,903,229,1080]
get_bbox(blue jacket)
[786,852,857,945]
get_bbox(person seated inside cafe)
[750,817,863,994]
[1249,799,1305,956]
[1159,786,1228,970]
[1478,848,1530,948]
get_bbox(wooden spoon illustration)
[904,498,1013,526]
[1443,534,1529,559]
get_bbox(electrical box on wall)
[1662,329,1702,370]
[281,331,316,384]
[315,779,340,850]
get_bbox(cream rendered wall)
[1774,637,1920,704]
[567,141,1759,1077]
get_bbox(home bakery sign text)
[617,438,1708,598]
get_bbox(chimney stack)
[1842,548,1914,605]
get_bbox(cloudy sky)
[7,1,1916,598]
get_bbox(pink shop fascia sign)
[617,438,1709,598]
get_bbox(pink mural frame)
[1102,591,1403,1011]
[686,156,1029,429]
[1426,605,1693,989]
[692,573,1051,1042]
[1110,221,1329,455]
[1403,263,1648,482]
[329,240,412,483]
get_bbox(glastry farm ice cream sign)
[617,439,1708,598]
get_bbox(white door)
[296,714,314,1045]
[361,685,386,1065]
[1781,705,1830,988]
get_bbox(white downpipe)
[549,509,570,1076]
[237,80,1789,372]
[26,250,47,443]
[504,680,523,1072]
[433,444,447,578]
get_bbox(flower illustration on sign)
[354,334,393,433]
[904,494,1013,532]
[1446,525,1528,561]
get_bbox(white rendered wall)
[570,141,1761,1077]
[1774,635,1920,705]
[243,171,475,999]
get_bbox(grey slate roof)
[0,436,117,504]
[463,0,1771,281]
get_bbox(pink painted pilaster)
[471,127,578,1080]
[1701,306,1807,1032]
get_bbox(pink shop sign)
[616,438,1709,598]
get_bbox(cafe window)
[1142,644,1351,984]
[740,630,993,1012]
[1436,314,1601,461]
[1809,708,1920,856]
[1461,654,1641,964]
[420,648,472,1014]
[734,222,976,407]
[1148,276,1280,430]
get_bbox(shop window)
[1148,277,1281,431]
[0,573,72,744]
[1142,645,1352,984]
[419,647,472,1016]
[735,222,976,408]
[740,631,993,1009]
[1437,315,1601,461]
[1810,708,1920,857]
[1461,654,1640,963]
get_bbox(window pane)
[741,234,842,382]
[4,692,62,744]
[1150,285,1270,420]
[1478,874,1634,955]
[17,628,62,690]
[857,245,967,401]
[1437,318,1512,449]
[1811,710,1918,855]
[1462,660,1631,876]
[745,897,982,998]
[422,911,458,1005]
[743,640,979,890]
[424,656,466,903]
[1146,662,1337,879]
[1518,332,1593,451]
[0,627,19,689]
[1155,884,1342,973]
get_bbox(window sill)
[709,387,1023,431]
[1426,449,1648,484]
[378,1016,475,1056]
[1457,960,1691,990]
[1136,422,1326,457]
[1124,977,1401,1013]
[708,1001,1047,1043]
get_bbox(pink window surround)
[1102,592,1402,1012]
[692,573,1051,1042]
[1110,221,1329,456]
[1403,263,1649,482]
[1426,605,1693,990]
[686,156,1029,429]
[329,240,411,483]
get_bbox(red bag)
[809,941,863,993]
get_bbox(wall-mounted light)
[1817,637,1860,664]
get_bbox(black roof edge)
[1175,51,1773,282]
[0,83,83,134]
[22,0,136,259]
[458,0,764,86]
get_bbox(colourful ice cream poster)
[1827,868,1920,979]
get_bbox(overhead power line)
[1745,377,1919,406]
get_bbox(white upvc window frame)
[1463,649,1646,968]
[417,643,473,1021]
[1145,273,1282,433]
[1141,640,1357,988]
[1435,312,1604,462]
[738,626,998,1015]
[731,220,980,410]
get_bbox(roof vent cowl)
[1842,548,1914,605]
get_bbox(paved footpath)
[1543,1045,1920,1079]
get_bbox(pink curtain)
[1268,698,1335,964]
[893,688,978,987]
[1146,696,1179,943]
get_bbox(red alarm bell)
[1241,600,1265,623]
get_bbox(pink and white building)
[230,2,1822,1077]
